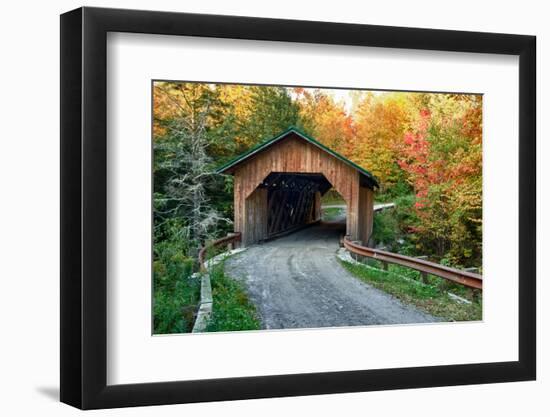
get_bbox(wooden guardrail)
[198,232,242,271]
[343,237,482,290]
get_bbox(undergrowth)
[340,259,482,322]
[153,247,200,334]
[205,262,261,332]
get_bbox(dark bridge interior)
[260,173,333,238]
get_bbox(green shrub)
[153,253,199,334]
[153,218,201,334]
[372,210,398,246]
[376,179,412,202]
[205,263,260,332]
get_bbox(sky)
[288,87,384,115]
[326,88,354,113]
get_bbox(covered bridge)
[217,128,379,247]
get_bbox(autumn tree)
[294,88,353,155]
[351,93,414,190]
[154,81,483,266]
[397,94,482,265]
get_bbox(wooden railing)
[198,232,242,271]
[343,237,482,290]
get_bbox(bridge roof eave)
[215,127,380,189]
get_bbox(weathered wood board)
[228,132,375,246]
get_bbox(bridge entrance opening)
[320,189,347,224]
[260,172,335,239]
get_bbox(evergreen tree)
[240,86,300,146]
[153,83,230,253]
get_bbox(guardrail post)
[351,240,362,262]
[421,271,429,284]
[198,245,207,272]
[227,232,237,251]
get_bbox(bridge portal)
[217,128,378,247]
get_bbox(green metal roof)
[216,127,379,188]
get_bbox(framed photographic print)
[60,6,536,409]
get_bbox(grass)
[339,259,482,322]
[205,262,261,332]
[321,189,345,205]
[322,207,344,221]
[153,255,201,334]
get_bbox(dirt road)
[224,222,437,330]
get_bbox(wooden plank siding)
[312,191,321,223]
[243,187,268,246]
[358,185,374,245]
[231,133,374,246]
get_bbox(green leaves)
[240,86,300,150]
[205,264,261,332]
[153,229,199,334]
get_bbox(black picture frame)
[60,6,536,410]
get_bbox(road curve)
[224,222,437,330]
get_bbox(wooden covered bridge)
[217,128,379,247]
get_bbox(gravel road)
[224,222,437,330]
